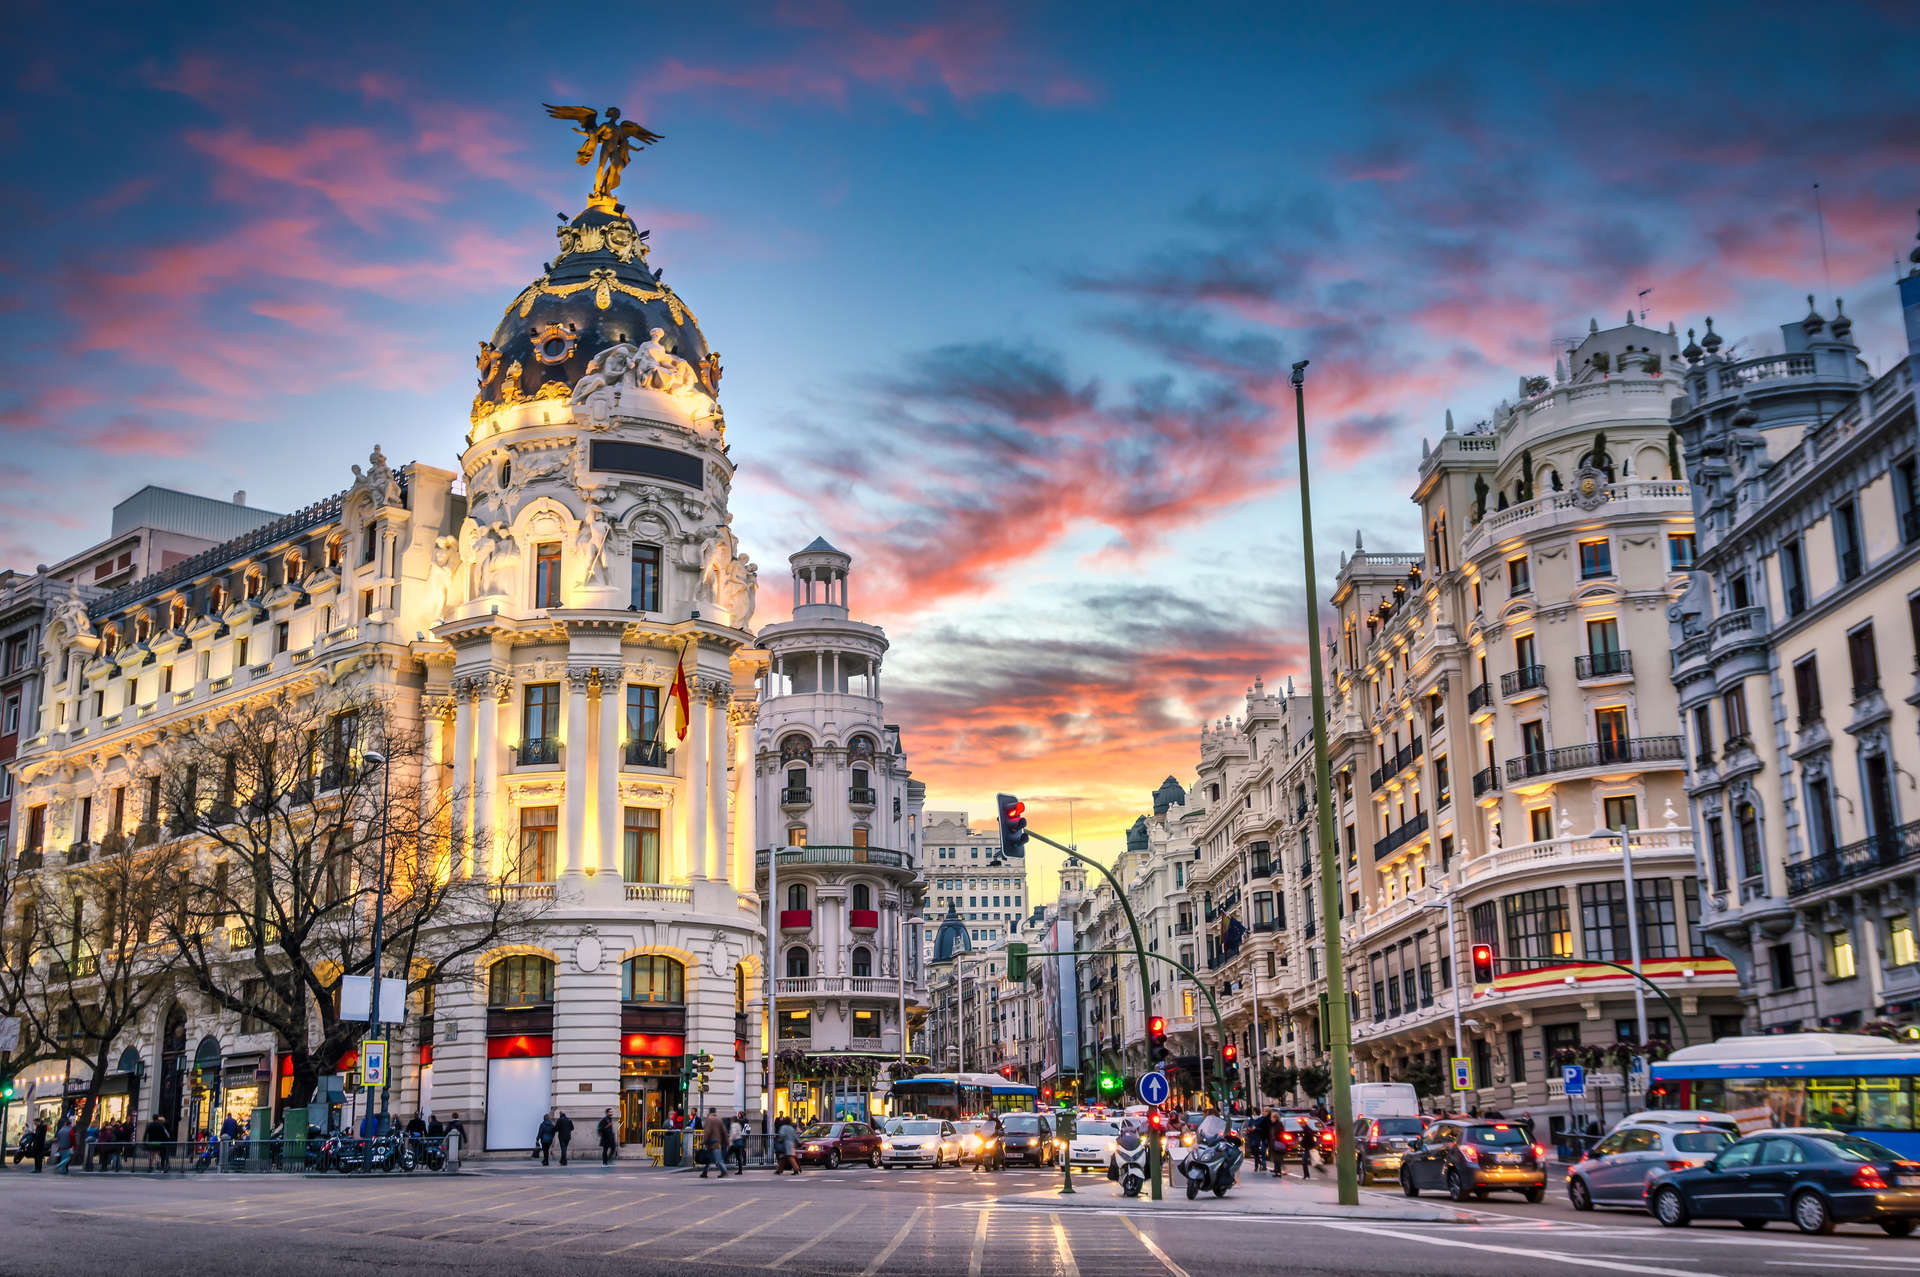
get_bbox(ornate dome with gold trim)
[472,205,716,429]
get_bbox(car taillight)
[1281,1132,1295,1145]
[1665,1160,1690,1171]
[1460,1143,1479,1164]
[1367,1134,1380,1150]
[1532,1144,1547,1163]
[1854,1164,1888,1190]
[1320,1131,1335,1146]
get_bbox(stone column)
[707,689,728,883]
[730,700,758,892]
[449,683,475,877]
[687,679,709,881]
[596,667,622,877]
[473,673,506,878]
[563,668,592,877]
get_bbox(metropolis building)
[1,134,932,1148]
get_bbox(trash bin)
[661,1129,682,1167]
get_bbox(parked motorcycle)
[1113,1128,1150,1198]
[1178,1117,1244,1200]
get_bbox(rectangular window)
[2,696,16,735]
[1469,901,1499,947]
[1507,1028,1527,1084]
[1434,755,1450,808]
[1602,795,1639,831]
[1579,880,1628,963]
[1507,555,1530,595]
[1520,718,1546,761]
[1896,455,1919,544]
[1834,498,1863,582]
[625,685,661,763]
[534,542,563,608]
[1502,887,1571,962]
[1806,776,1837,855]
[1770,942,1797,990]
[1890,915,1918,968]
[630,543,662,612]
[1585,617,1621,664]
[1722,686,1750,742]
[523,682,560,746]
[1780,537,1807,613]
[1792,655,1822,724]
[1543,1024,1581,1056]
[1637,878,1680,958]
[1691,704,1714,764]
[1668,532,1696,570]
[1594,706,1629,761]
[516,806,558,882]
[1529,805,1553,842]
[1828,929,1856,980]
[76,795,92,844]
[275,620,289,654]
[1513,632,1537,670]
[1578,538,1612,578]
[1847,622,1880,698]
[622,807,661,883]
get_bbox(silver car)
[882,1118,960,1168]
[1569,1122,1734,1211]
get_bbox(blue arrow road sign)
[1137,1070,1171,1106]
[1562,1065,1586,1097]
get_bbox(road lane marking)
[1048,1212,1080,1277]
[601,1196,756,1254]
[682,1202,810,1261]
[858,1205,925,1276]
[969,1206,990,1277]
[415,1189,597,1239]
[486,1193,660,1242]
[1316,1221,1721,1277]
[763,1204,864,1269]
[1763,1264,1920,1272]
[1119,1215,1192,1277]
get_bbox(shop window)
[621,954,685,1004]
[488,955,554,1006]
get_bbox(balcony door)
[1594,707,1629,764]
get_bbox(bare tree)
[6,836,181,1139]
[150,687,545,1108]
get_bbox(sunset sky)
[6,0,1917,900]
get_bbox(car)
[880,1119,960,1169]
[1268,1113,1317,1166]
[1067,1117,1118,1170]
[1400,1120,1547,1202]
[953,1120,1002,1169]
[1647,1129,1920,1236]
[997,1113,1057,1167]
[795,1121,884,1169]
[1611,1110,1740,1136]
[1568,1122,1733,1211]
[1356,1115,1429,1183]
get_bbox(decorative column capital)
[728,697,759,729]
[591,664,625,693]
[422,692,457,722]
[566,666,597,693]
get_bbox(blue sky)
[5,0,1916,896]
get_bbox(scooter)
[1178,1118,1244,1200]
[1112,1129,1149,1198]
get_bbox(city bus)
[1649,1032,1920,1158]
[887,1073,1036,1119]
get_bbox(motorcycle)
[1178,1117,1243,1200]
[1112,1128,1149,1198]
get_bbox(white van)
[1347,1082,1420,1119]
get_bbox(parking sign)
[1561,1064,1585,1097]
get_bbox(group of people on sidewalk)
[11,1113,181,1173]
[697,1107,807,1177]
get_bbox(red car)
[796,1120,884,1169]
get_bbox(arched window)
[488,954,554,1006]
[102,626,120,658]
[852,883,871,911]
[326,535,343,571]
[244,568,264,600]
[786,883,808,912]
[621,955,685,1005]
[785,947,810,978]
[851,946,872,978]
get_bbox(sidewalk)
[1029,1166,1471,1221]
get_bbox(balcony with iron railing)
[1472,765,1501,798]
[758,845,908,870]
[516,737,560,766]
[1467,681,1494,715]
[622,739,666,768]
[1574,650,1632,680]
[1504,735,1684,782]
[1501,665,1548,698]
[780,786,812,807]
[1372,809,1428,862]
[1785,818,1920,896]
[848,786,877,807]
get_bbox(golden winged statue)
[543,104,664,210]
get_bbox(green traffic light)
[1098,1070,1119,1094]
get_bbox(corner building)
[8,188,773,1149]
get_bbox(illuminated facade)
[921,810,1028,960]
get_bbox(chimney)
[232,490,246,506]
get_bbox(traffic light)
[1000,1065,1015,1080]
[694,1050,715,1093]
[1098,1068,1121,1096]
[1006,941,1028,981]
[1221,1042,1238,1067]
[1471,944,1496,987]
[995,793,1029,858]
[0,1072,13,1102]
[1147,1015,1168,1062]
[1146,1109,1166,1134]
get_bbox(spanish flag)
[667,647,692,741]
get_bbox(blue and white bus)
[1649,1033,1920,1158]
[887,1072,1038,1120]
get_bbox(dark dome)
[932,900,972,964]
[473,207,714,418]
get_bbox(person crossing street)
[699,1107,729,1179]
[597,1108,619,1165]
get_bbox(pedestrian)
[699,1107,729,1179]
[555,1109,574,1166]
[1248,1109,1271,1173]
[144,1113,172,1172]
[774,1117,801,1175]
[597,1108,619,1165]
[27,1119,48,1173]
[1299,1117,1314,1180]
[536,1111,557,1166]
[728,1112,748,1175]
[445,1112,468,1160]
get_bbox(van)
[1348,1082,1420,1119]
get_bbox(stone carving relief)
[575,505,614,587]
[696,528,758,628]
[426,535,463,618]
[468,523,521,598]
[570,331,714,426]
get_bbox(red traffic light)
[1222,1042,1238,1065]
[1148,1015,1167,1040]
[1008,800,1024,819]
[1001,1065,1014,1079]
[1147,1110,1166,1131]
[1471,944,1496,985]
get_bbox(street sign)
[1628,1055,1648,1092]
[360,1039,388,1090]
[1561,1065,1585,1097]
[788,1081,807,1102]
[1450,1057,1472,1091]
[1137,1070,1171,1106]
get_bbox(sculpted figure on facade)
[575,507,613,587]
[426,535,463,618]
[351,444,404,507]
[570,330,709,425]
[696,528,757,627]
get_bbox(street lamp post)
[360,749,393,1170]
[1597,827,1650,1047]
[1292,360,1360,1206]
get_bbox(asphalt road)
[1,1161,1913,1277]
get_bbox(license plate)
[1898,1174,1920,1187]
[1496,1153,1519,1164]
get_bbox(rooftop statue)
[543,104,664,211]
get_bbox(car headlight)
[963,1135,980,1150]
[880,1139,892,1150]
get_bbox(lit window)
[1889,916,1916,968]
[1828,929,1856,980]
[1578,539,1612,578]
[534,542,563,608]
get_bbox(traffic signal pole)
[1292,361,1359,1206]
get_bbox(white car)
[882,1119,960,1168]
[1066,1118,1118,1169]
